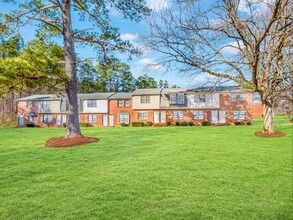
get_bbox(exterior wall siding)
[132,95,160,110]
[82,100,108,113]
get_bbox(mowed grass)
[0,117,292,219]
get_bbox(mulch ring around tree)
[290,119,293,123]
[45,136,99,148]
[254,131,287,138]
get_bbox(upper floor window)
[193,111,204,120]
[138,111,148,120]
[118,100,123,107]
[87,100,97,108]
[194,94,206,103]
[29,116,36,122]
[240,94,246,102]
[32,101,36,108]
[39,101,50,109]
[26,101,30,108]
[43,114,51,123]
[88,114,97,123]
[233,110,246,120]
[231,94,237,102]
[124,100,130,107]
[173,111,183,120]
[170,93,185,104]
[140,96,150,104]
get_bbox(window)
[43,114,51,123]
[26,101,30,108]
[118,100,123,107]
[140,96,150,104]
[28,116,36,122]
[32,101,36,108]
[138,111,148,120]
[193,111,204,120]
[170,94,177,104]
[177,93,185,104]
[124,100,129,107]
[88,114,97,123]
[240,94,246,102]
[119,112,129,124]
[233,110,246,120]
[231,94,237,102]
[87,100,97,108]
[194,94,206,103]
[39,101,50,109]
[173,111,183,120]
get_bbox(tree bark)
[62,0,81,138]
[262,93,275,134]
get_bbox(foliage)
[188,121,194,126]
[132,122,144,127]
[201,121,211,126]
[80,122,93,127]
[175,121,180,126]
[235,122,242,126]
[136,74,158,89]
[145,121,153,126]
[0,117,292,219]
[166,121,171,126]
[180,121,188,126]
[120,123,127,127]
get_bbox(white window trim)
[87,100,97,108]
[88,114,97,123]
[140,96,150,104]
[193,110,204,120]
[240,94,246,102]
[138,111,148,120]
[43,114,51,123]
[231,94,237,102]
[173,111,183,120]
[233,110,246,120]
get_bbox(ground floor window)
[119,112,130,124]
[193,111,204,120]
[233,110,246,120]
[29,116,36,122]
[88,114,97,123]
[43,115,51,123]
[173,111,183,120]
[138,111,148,120]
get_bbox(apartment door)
[219,111,226,124]
[102,115,108,126]
[109,115,114,126]
[62,115,66,125]
[19,115,24,126]
[160,111,166,123]
[211,111,219,123]
[154,111,160,123]
[56,115,61,126]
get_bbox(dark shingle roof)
[132,88,162,95]
[109,93,132,99]
[78,93,115,100]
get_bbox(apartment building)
[16,87,253,127]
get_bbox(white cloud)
[147,0,170,11]
[121,33,139,41]
[221,41,244,55]
[238,0,250,13]
[138,58,162,71]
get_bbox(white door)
[154,111,160,123]
[56,115,61,126]
[102,115,108,126]
[160,111,166,123]
[62,115,66,125]
[219,111,226,124]
[211,111,219,123]
[109,115,114,126]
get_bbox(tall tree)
[1,0,150,137]
[136,74,158,89]
[143,0,292,134]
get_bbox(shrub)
[201,121,211,126]
[132,122,144,127]
[235,121,242,125]
[145,121,153,126]
[175,121,180,126]
[80,122,93,127]
[166,121,171,126]
[120,123,128,127]
[246,121,252,125]
[26,124,34,127]
[63,123,66,127]
[180,121,188,126]
[188,121,194,126]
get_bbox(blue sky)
[0,0,242,88]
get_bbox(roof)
[78,93,115,100]
[132,88,162,96]
[109,93,132,99]
[16,94,61,101]
[185,86,249,93]
[161,88,188,94]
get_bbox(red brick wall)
[109,99,132,126]
[252,103,263,117]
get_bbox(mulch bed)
[254,131,287,138]
[290,119,293,123]
[45,136,99,148]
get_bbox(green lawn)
[0,118,292,219]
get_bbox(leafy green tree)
[1,0,150,138]
[136,74,158,89]
[0,35,23,59]
[77,60,100,93]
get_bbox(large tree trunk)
[62,0,81,138]
[261,92,275,134]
